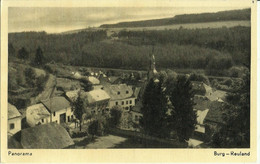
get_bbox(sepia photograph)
[1,0,258,163]
[7,6,252,149]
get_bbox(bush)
[88,120,99,137]
[189,72,210,85]
[109,106,122,128]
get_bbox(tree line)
[100,8,250,28]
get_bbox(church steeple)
[148,47,157,81]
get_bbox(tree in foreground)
[169,75,197,142]
[73,95,84,131]
[140,78,169,138]
[212,70,250,148]
[109,106,122,128]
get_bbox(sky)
[9,7,250,33]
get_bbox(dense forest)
[9,25,250,76]
[100,9,250,28]
[117,26,250,66]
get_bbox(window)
[130,100,132,104]
[126,101,128,105]
[55,120,58,123]
[68,116,70,122]
[117,91,120,95]
[126,90,129,94]
[53,112,56,116]
[42,119,44,123]
[126,107,129,110]
[115,101,118,105]
[121,101,124,105]
[10,123,15,130]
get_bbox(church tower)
[147,48,158,81]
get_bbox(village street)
[73,135,127,149]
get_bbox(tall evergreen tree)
[169,75,197,142]
[212,71,250,148]
[73,95,84,131]
[35,46,44,65]
[140,79,169,138]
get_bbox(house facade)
[8,103,22,135]
[104,84,136,111]
[42,97,74,124]
[26,103,51,127]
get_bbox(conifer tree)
[169,75,197,142]
[73,96,84,131]
[140,79,169,138]
[212,71,250,148]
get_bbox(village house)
[81,89,110,115]
[104,84,136,111]
[41,96,74,124]
[65,89,80,103]
[26,103,51,127]
[8,123,74,149]
[87,76,100,85]
[8,103,22,136]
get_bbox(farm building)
[104,84,136,111]
[26,103,50,127]
[8,103,22,136]
[81,89,111,114]
[41,97,74,124]
[8,123,74,149]
[65,89,80,103]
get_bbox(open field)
[102,20,250,35]
[63,20,250,35]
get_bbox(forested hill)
[100,8,250,28]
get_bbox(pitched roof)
[196,109,209,125]
[9,123,74,149]
[8,103,21,119]
[65,89,80,102]
[133,87,141,98]
[41,97,71,113]
[82,89,110,104]
[206,90,227,102]
[104,84,134,100]
[88,76,100,85]
[109,76,123,84]
[26,103,50,121]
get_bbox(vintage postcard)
[1,0,258,163]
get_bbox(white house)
[104,84,136,111]
[41,97,74,124]
[8,103,22,135]
[26,103,51,127]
